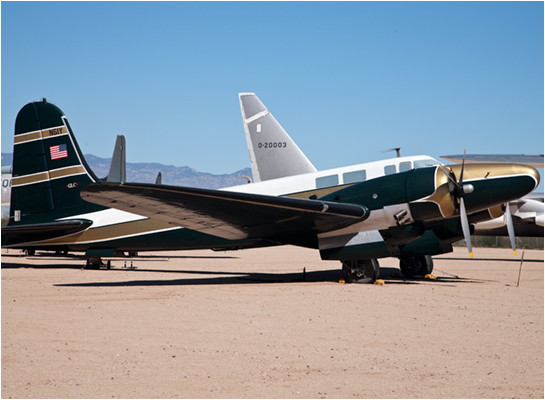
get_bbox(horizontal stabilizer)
[2,219,92,243]
[81,182,368,241]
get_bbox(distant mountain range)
[1,153,253,189]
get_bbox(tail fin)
[106,135,127,183]
[239,93,317,182]
[1,167,12,222]
[8,100,105,227]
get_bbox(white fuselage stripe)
[59,208,148,227]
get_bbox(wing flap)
[81,182,368,240]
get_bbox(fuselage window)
[343,170,366,184]
[399,162,411,172]
[384,165,396,175]
[316,174,339,189]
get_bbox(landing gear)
[399,255,433,278]
[342,259,380,283]
[85,256,111,270]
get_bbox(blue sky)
[2,2,543,182]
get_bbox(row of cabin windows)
[315,159,438,189]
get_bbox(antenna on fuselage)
[380,147,401,158]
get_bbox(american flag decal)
[50,144,68,160]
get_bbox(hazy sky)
[2,2,543,179]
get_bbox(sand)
[1,246,543,399]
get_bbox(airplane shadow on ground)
[1,252,238,262]
[48,266,488,288]
[2,255,495,287]
[437,257,543,263]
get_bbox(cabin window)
[399,162,411,172]
[384,165,396,175]
[343,170,366,184]
[316,175,339,189]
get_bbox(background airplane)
[1,166,12,223]
[238,93,543,255]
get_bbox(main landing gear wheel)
[399,255,433,278]
[342,259,380,283]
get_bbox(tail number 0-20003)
[258,142,287,149]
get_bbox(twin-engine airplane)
[2,99,540,282]
[238,93,544,255]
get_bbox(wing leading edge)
[81,182,368,242]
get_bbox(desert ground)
[2,246,543,399]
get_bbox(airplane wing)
[441,154,544,168]
[81,182,368,242]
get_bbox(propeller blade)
[439,163,459,188]
[505,202,517,256]
[459,197,473,258]
[458,147,467,187]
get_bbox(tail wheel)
[399,255,433,278]
[342,259,380,283]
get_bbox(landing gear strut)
[399,255,433,278]
[85,256,111,270]
[342,259,380,283]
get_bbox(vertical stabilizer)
[9,100,105,226]
[239,93,317,182]
[106,135,126,182]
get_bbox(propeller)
[505,202,516,256]
[439,148,474,257]
[441,149,518,257]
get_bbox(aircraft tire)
[342,259,380,283]
[399,255,433,278]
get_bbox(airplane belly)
[319,230,391,261]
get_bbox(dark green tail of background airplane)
[2,100,540,282]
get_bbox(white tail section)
[239,93,317,182]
